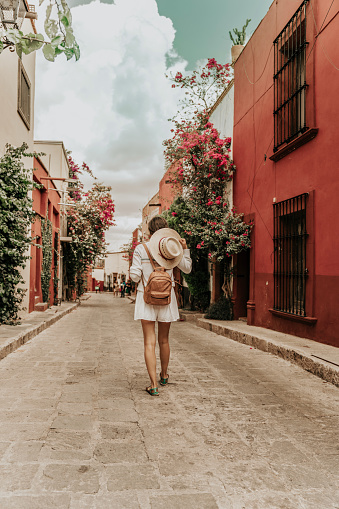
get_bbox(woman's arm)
[130,244,143,283]
[177,239,192,274]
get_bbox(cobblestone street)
[0,294,338,508]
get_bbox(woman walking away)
[130,216,192,396]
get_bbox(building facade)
[0,8,37,316]
[103,252,129,290]
[232,0,339,346]
[30,156,61,311]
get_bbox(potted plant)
[229,19,251,62]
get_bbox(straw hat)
[148,228,183,269]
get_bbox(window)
[273,193,308,316]
[273,0,308,152]
[18,60,31,129]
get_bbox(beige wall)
[0,17,37,317]
[0,18,36,155]
[209,80,234,209]
[104,252,129,285]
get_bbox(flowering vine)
[163,59,253,308]
[63,157,115,298]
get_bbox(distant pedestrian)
[95,284,100,293]
[113,282,119,297]
[130,216,192,396]
[120,282,126,298]
[126,280,132,296]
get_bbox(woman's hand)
[179,238,187,249]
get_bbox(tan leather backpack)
[142,243,172,306]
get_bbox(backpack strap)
[142,243,157,270]
[141,243,157,291]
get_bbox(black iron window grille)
[273,193,308,316]
[273,0,308,152]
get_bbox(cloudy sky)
[34,0,272,251]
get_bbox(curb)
[179,310,205,323]
[196,318,339,388]
[0,301,80,362]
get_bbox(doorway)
[235,249,250,320]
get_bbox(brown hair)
[148,216,168,236]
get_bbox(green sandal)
[159,373,169,386]
[146,386,159,396]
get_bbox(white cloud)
[34,0,187,250]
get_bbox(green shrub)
[0,144,35,324]
[205,295,233,320]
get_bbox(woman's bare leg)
[141,320,157,388]
[158,321,171,378]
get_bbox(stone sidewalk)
[179,311,339,388]
[0,294,338,508]
[0,300,82,362]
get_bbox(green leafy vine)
[0,0,80,61]
[41,211,53,304]
[0,144,36,324]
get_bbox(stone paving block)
[99,423,142,440]
[7,441,43,462]
[0,398,16,410]
[70,493,141,509]
[106,464,160,491]
[59,392,93,403]
[0,423,48,441]
[150,493,218,509]
[96,397,135,410]
[295,491,339,509]
[227,493,304,509]
[12,398,58,410]
[58,402,93,415]
[94,441,148,464]
[271,463,337,491]
[51,415,93,431]
[219,460,288,495]
[40,464,99,494]
[97,408,138,423]
[0,442,10,459]
[0,465,39,491]
[0,494,71,509]
[158,451,215,477]
[42,430,92,460]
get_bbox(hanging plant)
[53,230,59,305]
[41,211,53,304]
[0,0,80,62]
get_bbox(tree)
[0,0,80,61]
[63,157,115,298]
[163,59,253,312]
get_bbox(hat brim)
[148,228,183,269]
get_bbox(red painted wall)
[159,162,182,213]
[233,0,339,346]
[30,158,61,312]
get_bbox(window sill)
[270,128,318,162]
[269,308,317,325]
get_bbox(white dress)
[130,242,192,322]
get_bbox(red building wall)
[233,0,339,346]
[30,158,61,312]
[159,162,182,213]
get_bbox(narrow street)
[0,294,338,509]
